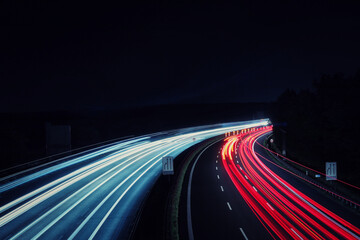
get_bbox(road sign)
[326,162,337,180]
[162,156,174,175]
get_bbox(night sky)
[1,1,360,112]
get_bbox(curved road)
[189,126,360,239]
[0,120,269,239]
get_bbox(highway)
[189,126,360,239]
[0,120,269,239]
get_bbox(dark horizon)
[1,1,360,112]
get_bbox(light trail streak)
[221,126,360,239]
[253,150,360,207]
[87,140,192,240]
[35,140,191,240]
[255,141,360,190]
[0,120,269,239]
[0,140,162,227]
[0,137,150,192]
[9,140,179,239]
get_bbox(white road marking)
[216,166,218,170]
[253,186,257,192]
[188,140,222,240]
[217,175,220,179]
[244,175,248,180]
[239,228,248,240]
[227,202,232,211]
[6,141,162,236]
[251,133,360,240]
[32,141,190,240]
[220,186,224,192]
[266,202,274,211]
[88,141,192,240]
[291,228,303,240]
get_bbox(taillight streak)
[221,127,360,240]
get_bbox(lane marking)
[244,175,248,180]
[0,140,153,220]
[227,202,232,211]
[239,228,248,240]
[0,136,139,192]
[5,141,166,235]
[88,141,194,240]
[217,175,220,179]
[216,166,218,170]
[216,160,218,163]
[32,141,190,240]
[252,186,257,192]
[187,140,221,240]
[252,132,360,240]
[220,186,224,192]
[291,228,303,240]
[266,202,274,211]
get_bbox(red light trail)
[221,126,360,239]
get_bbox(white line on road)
[291,228,304,240]
[216,166,218,170]
[266,202,274,211]
[217,175,220,179]
[187,140,221,240]
[5,141,159,234]
[244,175,248,180]
[227,202,232,211]
[220,186,224,192]
[33,142,189,240]
[253,186,257,192]
[239,228,248,240]
[88,141,191,240]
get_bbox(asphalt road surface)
[189,127,360,239]
[0,120,269,239]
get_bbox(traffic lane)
[224,142,291,239]
[51,140,193,239]
[1,141,189,239]
[236,140,317,239]
[0,140,158,220]
[243,132,360,238]
[0,136,180,211]
[191,140,272,240]
[253,133,360,228]
[0,152,156,239]
[38,169,156,240]
[0,138,150,198]
[0,144,161,228]
[0,122,271,239]
[0,121,268,207]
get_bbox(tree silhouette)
[272,70,360,186]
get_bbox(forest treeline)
[271,71,360,186]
